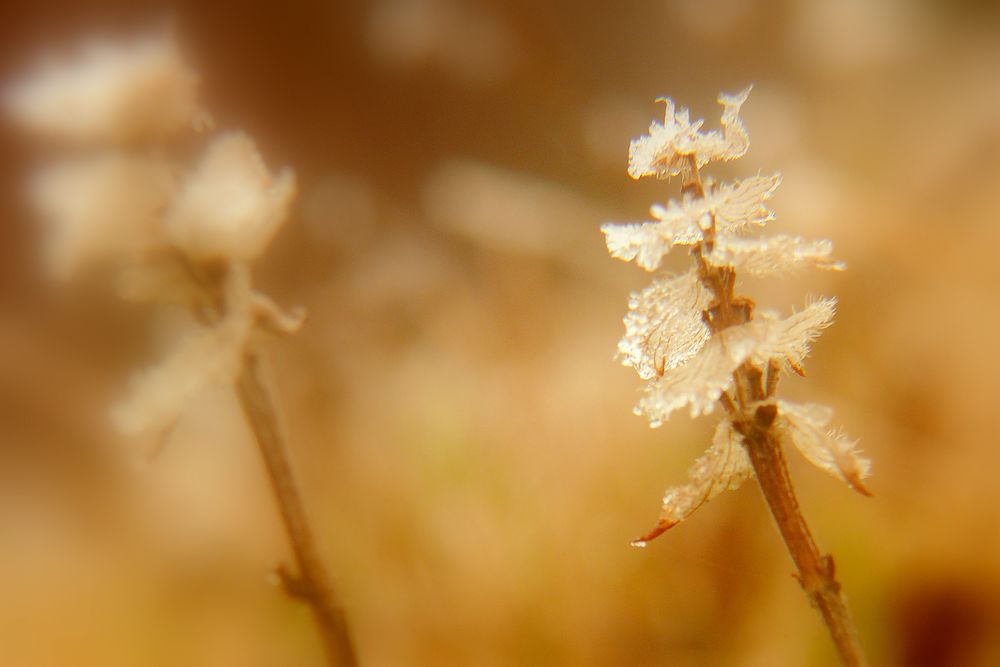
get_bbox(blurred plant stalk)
[237,353,357,666]
[6,31,358,665]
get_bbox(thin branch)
[236,352,358,667]
[687,156,868,666]
[740,403,867,667]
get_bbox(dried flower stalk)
[7,33,356,665]
[603,87,870,666]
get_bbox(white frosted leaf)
[166,131,297,262]
[715,87,751,160]
[627,86,752,181]
[648,195,711,245]
[748,297,837,369]
[776,400,871,495]
[30,153,175,279]
[634,298,837,426]
[5,33,204,143]
[710,173,782,235]
[602,174,779,271]
[601,221,674,271]
[632,420,751,546]
[112,265,254,435]
[707,234,845,276]
[636,325,756,425]
[618,270,712,380]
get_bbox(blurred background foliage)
[1,0,1000,665]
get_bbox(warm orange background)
[1,1,999,665]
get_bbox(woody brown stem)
[687,154,867,666]
[740,403,867,667]
[236,352,357,666]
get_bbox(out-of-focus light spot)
[738,86,806,166]
[773,157,845,238]
[787,0,925,72]
[582,96,654,168]
[665,0,753,40]
[366,0,519,85]
[301,172,378,252]
[422,159,609,274]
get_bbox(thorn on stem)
[273,563,313,602]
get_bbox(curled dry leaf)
[632,420,751,546]
[775,400,872,495]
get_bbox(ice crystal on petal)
[602,174,780,271]
[636,326,756,425]
[601,221,676,271]
[635,298,836,426]
[627,86,751,181]
[632,420,752,545]
[619,270,712,380]
[648,195,711,245]
[747,298,837,369]
[708,234,845,276]
[707,173,781,235]
[5,33,203,143]
[600,195,710,271]
[112,265,254,435]
[776,400,872,495]
[165,132,297,262]
[649,174,782,242]
[30,153,174,279]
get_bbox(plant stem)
[740,407,867,667]
[236,351,358,666]
[685,155,867,666]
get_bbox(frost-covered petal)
[602,174,780,271]
[165,132,297,262]
[632,420,752,546]
[710,173,781,235]
[635,298,837,427]
[636,325,756,425]
[714,86,751,161]
[30,153,174,279]
[627,86,752,181]
[601,196,708,271]
[601,221,674,271]
[111,265,254,435]
[648,197,710,244]
[618,270,711,380]
[707,234,845,276]
[5,33,204,142]
[627,97,689,181]
[747,297,837,370]
[776,400,871,495]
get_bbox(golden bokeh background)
[1,1,999,665]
